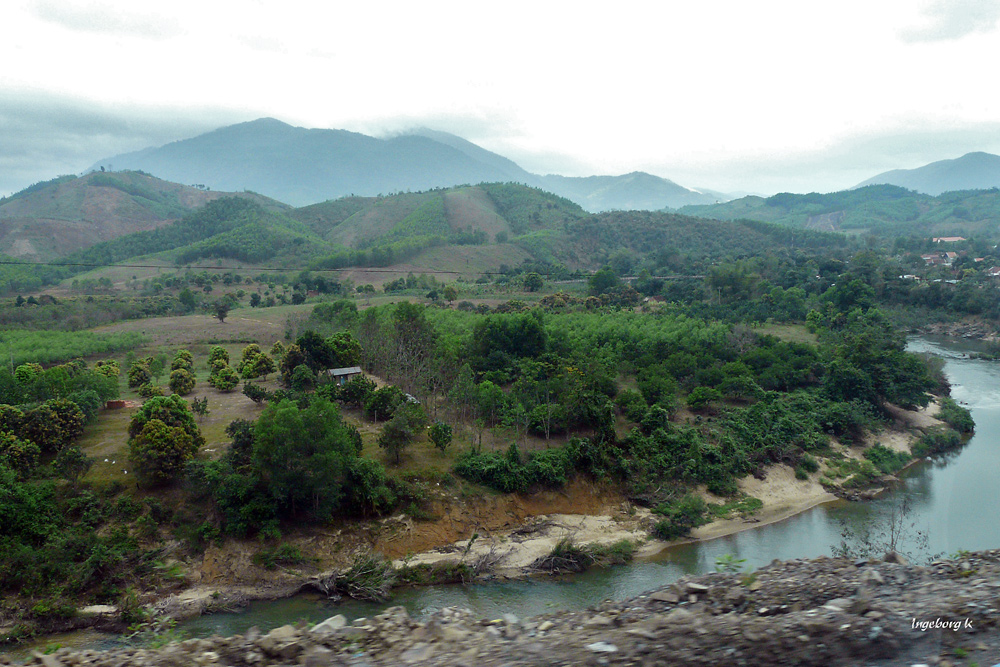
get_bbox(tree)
[23,399,85,453]
[522,272,544,292]
[209,346,230,366]
[0,432,40,479]
[364,385,406,422]
[169,368,196,395]
[588,266,620,295]
[171,350,194,371]
[213,299,232,323]
[251,398,360,519]
[377,403,426,465]
[95,360,120,379]
[442,285,458,302]
[428,421,452,453]
[53,444,92,486]
[326,331,362,368]
[340,375,376,408]
[251,354,276,381]
[178,287,197,312]
[250,292,261,308]
[130,419,197,487]
[210,366,240,392]
[190,396,210,418]
[279,344,308,385]
[290,365,316,391]
[129,394,203,437]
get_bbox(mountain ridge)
[91,118,722,211]
[855,151,1000,195]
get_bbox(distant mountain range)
[855,152,1000,195]
[90,118,724,211]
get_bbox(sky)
[3,0,1000,198]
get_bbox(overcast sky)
[4,0,1000,197]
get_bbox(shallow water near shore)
[6,335,998,658]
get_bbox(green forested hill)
[3,182,853,292]
[0,170,286,261]
[678,184,1000,238]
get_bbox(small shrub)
[912,426,963,457]
[863,443,910,475]
[652,494,709,540]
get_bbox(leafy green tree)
[378,403,426,465]
[171,350,194,371]
[210,366,240,392]
[278,344,308,385]
[442,285,458,302]
[127,396,204,486]
[53,444,92,485]
[0,431,40,479]
[14,363,43,384]
[24,399,85,453]
[687,386,722,411]
[213,299,232,323]
[0,406,25,434]
[169,368,196,395]
[243,382,270,404]
[190,396,210,419]
[130,418,197,487]
[364,385,406,422]
[290,364,316,391]
[178,287,197,311]
[326,331,363,368]
[249,353,276,381]
[138,383,164,398]
[94,360,120,379]
[428,421,453,453]
[251,398,360,519]
[208,346,230,366]
[340,375,376,407]
[522,272,543,292]
[588,266,620,295]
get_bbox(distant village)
[906,236,1000,282]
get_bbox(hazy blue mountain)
[537,172,722,211]
[92,118,726,211]
[856,152,1000,195]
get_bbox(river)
[6,336,998,657]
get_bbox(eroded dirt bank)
[10,550,1000,666]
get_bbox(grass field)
[756,322,818,345]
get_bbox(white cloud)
[901,0,1000,42]
[30,0,181,38]
[3,1,1000,195]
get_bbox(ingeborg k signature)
[911,617,972,632]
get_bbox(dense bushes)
[453,443,577,493]
[937,397,974,434]
[191,398,393,536]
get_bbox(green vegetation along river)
[174,335,998,636]
[5,335,996,660]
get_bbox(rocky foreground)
[7,551,1000,667]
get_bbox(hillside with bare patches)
[0,171,285,260]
